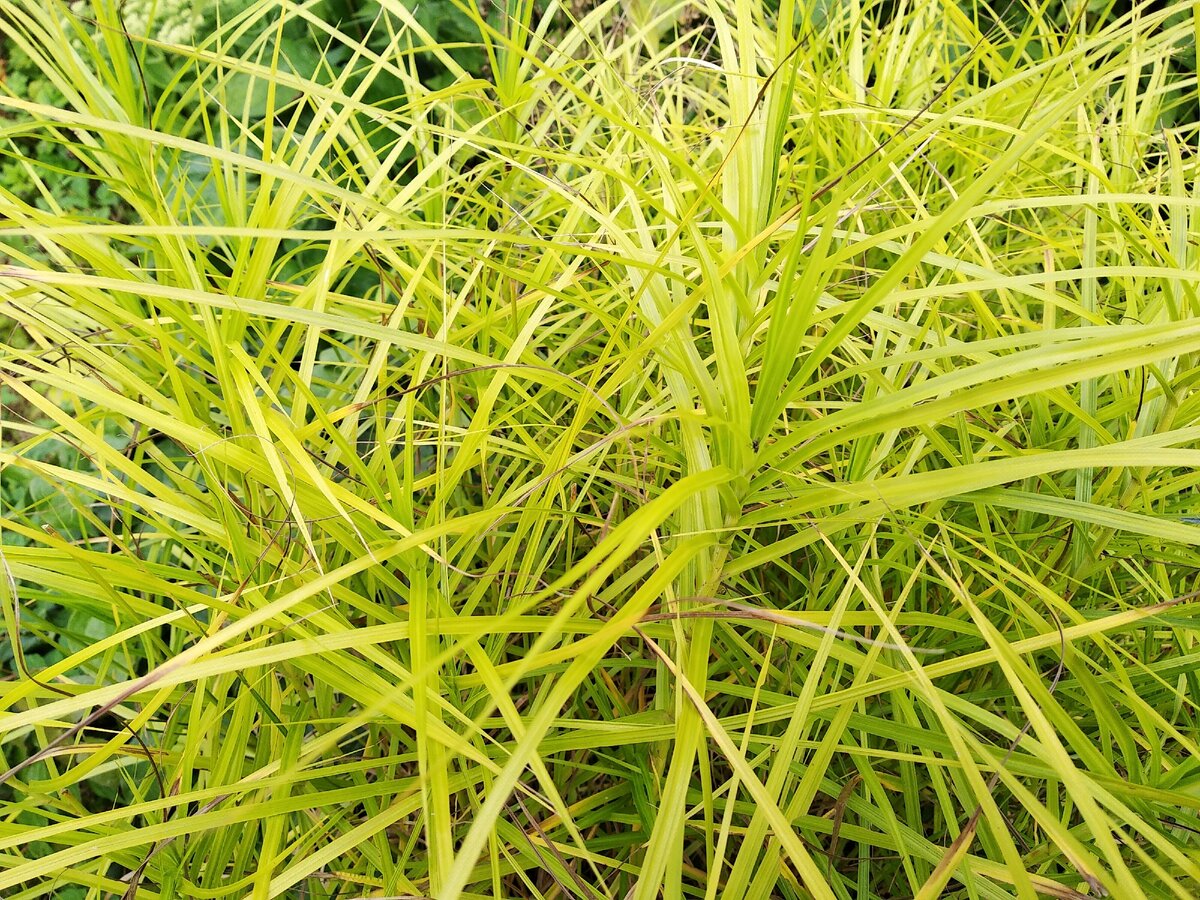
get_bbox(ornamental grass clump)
[2,0,1200,897]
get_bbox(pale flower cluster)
[119,0,206,46]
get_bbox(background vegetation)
[2,0,1200,897]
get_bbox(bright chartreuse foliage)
[2,1,1200,898]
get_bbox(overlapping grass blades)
[2,0,1200,897]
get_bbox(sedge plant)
[2,0,1200,897]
